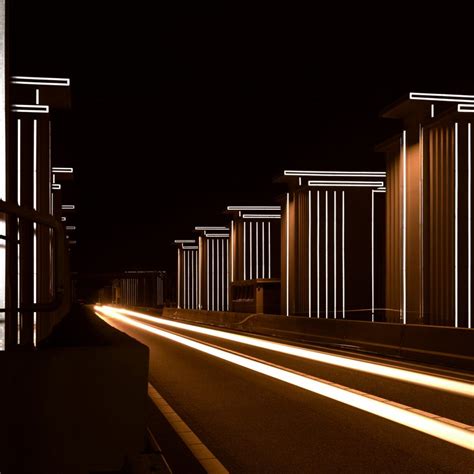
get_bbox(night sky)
[8,3,474,280]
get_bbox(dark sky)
[8,3,474,277]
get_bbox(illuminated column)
[379,92,474,327]
[225,207,281,314]
[194,226,229,311]
[280,171,386,320]
[174,240,197,309]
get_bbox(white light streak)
[52,167,73,173]
[195,226,228,231]
[455,123,459,328]
[371,190,375,322]
[242,214,281,219]
[268,221,271,278]
[61,204,75,210]
[458,104,474,113]
[325,191,328,319]
[284,170,386,177]
[227,205,281,211]
[334,191,337,319]
[97,306,474,450]
[250,221,253,280]
[469,123,472,329]
[256,222,259,279]
[11,76,70,86]
[231,220,234,283]
[410,92,474,103]
[309,180,384,188]
[342,191,345,319]
[244,221,247,280]
[402,131,407,324]
[317,191,320,318]
[174,239,196,244]
[286,193,290,316]
[177,249,181,308]
[309,190,312,317]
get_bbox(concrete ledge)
[0,305,149,474]
[162,308,474,370]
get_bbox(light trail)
[99,306,473,398]
[95,306,474,451]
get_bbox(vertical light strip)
[455,122,459,328]
[212,239,215,311]
[256,221,259,279]
[177,249,181,308]
[198,238,201,309]
[34,121,38,340]
[221,239,224,311]
[308,190,312,317]
[268,221,271,278]
[317,191,320,318]
[325,191,328,319]
[333,191,337,319]
[187,251,190,309]
[371,189,375,322]
[286,193,290,316]
[231,220,234,283]
[262,221,265,279]
[244,221,247,280]
[402,130,407,324]
[207,239,210,310]
[250,222,253,280]
[226,238,230,311]
[342,191,345,319]
[469,123,472,329]
[217,239,220,311]
[191,250,195,309]
[183,253,186,309]
[17,119,21,204]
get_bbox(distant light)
[308,180,384,188]
[227,205,281,211]
[61,204,75,210]
[174,239,196,244]
[195,226,228,231]
[242,214,281,219]
[52,183,61,190]
[410,92,474,103]
[12,104,49,114]
[66,226,76,230]
[284,170,386,177]
[11,76,70,86]
[204,233,230,238]
[61,217,66,222]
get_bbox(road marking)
[102,306,473,398]
[147,383,228,473]
[96,307,474,451]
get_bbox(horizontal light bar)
[60,217,66,222]
[96,307,474,451]
[195,226,228,231]
[109,307,473,398]
[284,170,386,177]
[204,233,230,238]
[11,76,70,86]
[12,104,49,114]
[227,205,281,211]
[61,205,75,210]
[308,180,384,188]
[410,92,474,103]
[242,214,281,219]
[182,245,199,250]
[458,104,474,113]
[174,239,196,244]
[52,167,74,173]
[51,183,62,190]
[66,226,76,230]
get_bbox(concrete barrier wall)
[0,306,149,474]
[162,308,474,370]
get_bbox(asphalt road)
[100,310,474,473]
